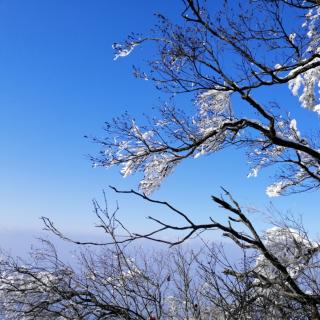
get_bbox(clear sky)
[0,0,319,251]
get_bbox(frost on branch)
[98,117,183,194]
[288,7,320,114]
[196,89,231,116]
[246,117,320,197]
[265,163,320,197]
[112,41,139,60]
[265,148,320,197]
[95,84,320,196]
[193,89,232,157]
[288,61,320,114]
[266,181,287,197]
[138,154,179,193]
[0,267,75,320]
[93,90,234,194]
[255,227,319,281]
[242,226,320,316]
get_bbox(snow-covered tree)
[2,209,320,319]
[94,0,320,197]
[2,0,320,319]
[90,0,320,317]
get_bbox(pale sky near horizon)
[0,0,319,252]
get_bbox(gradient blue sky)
[0,1,319,251]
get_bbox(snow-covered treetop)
[255,227,319,280]
[93,0,320,197]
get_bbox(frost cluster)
[117,120,180,194]
[248,145,284,181]
[196,89,230,116]
[0,269,73,320]
[265,149,320,197]
[266,181,286,197]
[255,227,318,281]
[288,7,320,114]
[192,89,232,159]
[288,62,320,114]
[246,117,320,197]
[112,42,139,60]
[100,89,233,195]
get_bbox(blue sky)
[0,1,319,252]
